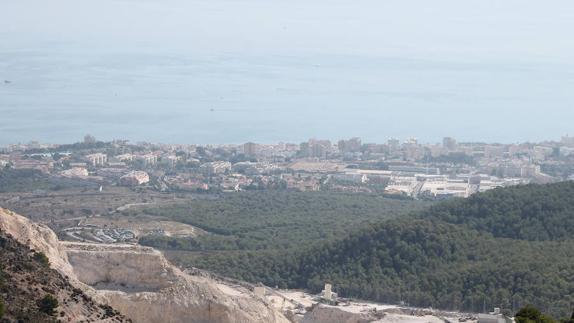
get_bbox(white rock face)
[0,208,291,323]
[65,243,175,292]
[64,242,290,323]
[103,287,290,323]
[0,208,74,276]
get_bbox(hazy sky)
[1,0,573,145]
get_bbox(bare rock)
[0,208,290,323]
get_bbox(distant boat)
[4,80,11,84]
[210,108,215,112]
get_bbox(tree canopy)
[168,181,574,318]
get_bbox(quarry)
[0,207,289,323]
[0,207,478,323]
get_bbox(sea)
[1,0,573,146]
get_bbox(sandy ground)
[373,314,448,323]
[216,283,249,297]
[273,289,476,323]
[275,290,316,308]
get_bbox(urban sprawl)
[3,135,574,199]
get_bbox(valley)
[0,205,478,323]
[2,179,574,321]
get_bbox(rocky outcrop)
[64,243,175,292]
[0,208,73,277]
[103,288,289,323]
[0,208,290,323]
[64,241,290,323]
[0,213,130,322]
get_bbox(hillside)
[182,182,574,318]
[0,230,129,322]
[0,208,290,323]
[420,181,574,240]
[138,191,429,251]
[0,168,95,193]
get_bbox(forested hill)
[420,181,574,240]
[188,181,574,318]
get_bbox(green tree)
[38,294,58,316]
[33,252,50,266]
[563,310,574,323]
[0,298,5,318]
[516,305,555,323]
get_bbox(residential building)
[243,142,259,158]
[442,137,457,150]
[338,137,362,153]
[200,161,231,175]
[388,165,440,175]
[86,153,107,167]
[120,171,150,186]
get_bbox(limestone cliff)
[0,208,73,276]
[0,208,290,323]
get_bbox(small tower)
[320,283,338,305]
[323,283,333,301]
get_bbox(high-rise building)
[562,135,574,147]
[442,137,457,150]
[299,142,310,157]
[300,139,332,158]
[388,138,400,153]
[338,137,362,153]
[243,142,259,157]
[405,137,418,145]
[310,139,332,158]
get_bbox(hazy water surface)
[1,0,573,145]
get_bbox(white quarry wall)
[67,247,175,292]
[0,208,290,323]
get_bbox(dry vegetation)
[0,230,129,322]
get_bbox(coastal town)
[2,134,574,199]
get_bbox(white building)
[200,161,231,175]
[86,153,107,167]
[135,154,158,166]
[120,171,150,186]
[385,176,418,196]
[115,154,134,162]
[560,147,574,157]
[520,164,541,178]
[332,173,368,184]
[419,177,471,198]
[60,167,89,178]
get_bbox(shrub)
[0,268,5,288]
[515,305,555,323]
[33,252,50,266]
[38,294,58,316]
[0,298,5,318]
